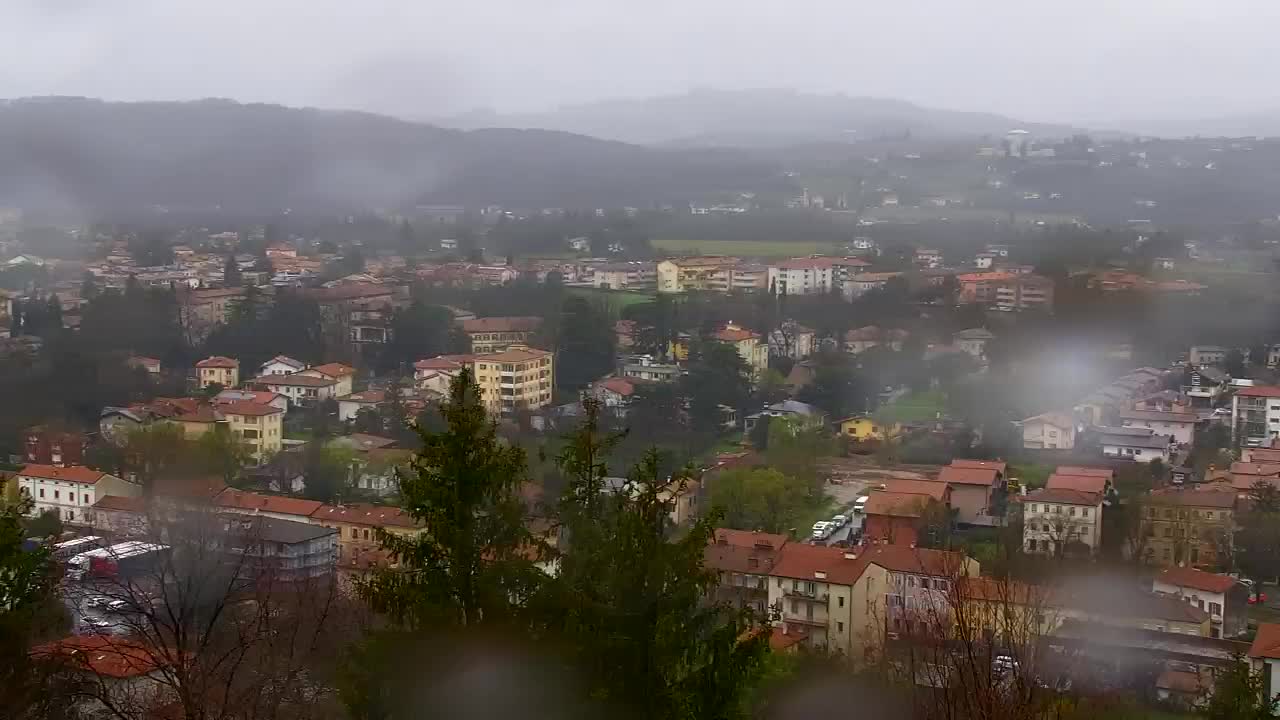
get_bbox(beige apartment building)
[470,345,554,415]
[656,256,740,293]
[461,316,544,353]
[219,401,284,460]
[196,356,240,389]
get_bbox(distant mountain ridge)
[0,97,787,213]
[440,89,1090,147]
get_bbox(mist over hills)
[0,97,787,214]
[440,89,1091,148]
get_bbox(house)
[704,528,789,614]
[221,515,338,582]
[1134,390,1193,413]
[127,355,162,375]
[214,489,324,524]
[295,362,356,397]
[461,316,543,353]
[589,261,657,290]
[254,373,339,406]
[619,355,682,383]
[952,328,994,359]
[195,356,239,389]
[351,447,413,498]
[1226,462,1280,496]
[1099,427,1172,463]
[1153,567,1247,639]
[656,256,741,293]
[956,272,1054,312]
[914,248,942,268]
[713,323,768,377]
[768,321,816,360]
[863,491,940,546]
[843,326,908,354]
[90,494,150,537]
[974,253,995,270]
[590,377,637,408]
[1184,366,1229,408]
[469,345,555,415]
[217,401,284,460]
[1020,488,1104,557]
[838,416,901,441]
[1188,345,1229,366]
[337,390,387,422]
[32,635,169,716]
[214,389,289,415]
[22,426,86,466]
[99,407,152,445]
[767,257,838,296]
[1046,470,1113,500]
[258,355,307,376]
[1231,385,1280,446]
[1141,487,1235,568]
[412,354,473,392]
[744,400,826,434]
[1019,412,1077,450]
[310,502,418,571]
[1118,409,1198,445]
[17,464,140,524]
[936,461,1004,526]
[842,272,903,300]
[1249,624,1280,699]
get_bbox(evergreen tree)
[80,270,100,301]
[556,296,616,392]
[358,368,539,628]
[223,253,242,287]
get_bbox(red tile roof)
[338,390,387,403]
[1250,623,1280,659]
[32,636,164,679]
[861,545,972,577]
[1231,462,1280,478]
[1054,466,1114,479]
[950,459,1008,474]
[19,464,110,485]
[1248,448,1280,463]
[1023,487,1102,506]
[461,316,543,334]
[307,362,355,379]
[768,626,808,651]
[1046,473,1108,494]
[595,377,636,397]
[214,489,324,518]
[311,503,418,529]
[1156,567,1238,594]
[1236,386,1280,398]
[771,544,873,586]
[413,355,474,371]
[475,346,552,362]
[864,492,931,518]
[881,479,950,501]
[1118,409,1198,423]
[712,528,788,550]
[1146,487,1236,509]
[936,466,999,487]
[714,326,760,343]
[217,401,282,417]
[196,356,239,369]
[92,495,146,512]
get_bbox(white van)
[853,496,870,514]
[811,521,832,540]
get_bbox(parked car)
[832,514,848,527]
[81,618,115,635]
[84,596,109,609]
[811,521,832,540]
[854,496,870,514]
[105,599,131,614]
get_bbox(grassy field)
[876,390,948,424]
[566,286,655,315]
[651,239,838,257]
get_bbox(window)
[838,596,845,608]
[837,621,845,632]
[1068,507,1077,517]
[83,495,88,504]
[790,600,799,614]
[1206,511,1214,519]
[363,529,370,540]
[38,489,44,498]
[1210,602,1222,616]
[1082,508,1090,518]
[1029,504,1038,513]
[53,490,59,500]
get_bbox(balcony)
[783,587,830,602]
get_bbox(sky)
[2,0,1278,132]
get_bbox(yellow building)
[713,323,768,378]
[310,502,420,572]
[656,256,740,293]
[219,401,284,460]
[470,345,554,415]
[196,356,240,389]
[461,316,543,354]
[839,416,902,440]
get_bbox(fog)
[3,0,1279,132]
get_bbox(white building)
[17,465,140,524]
[295,363,356,397]
[1099,428,1172,463]
[259,355,307,376]
[1153,567,1245,639]
[1019,412,1076,450]
[1118,409,1197,445]
[255,374,339,406]
[768,322,816,360]
[767,258,836,296]
[1021,488,1103,557]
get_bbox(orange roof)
[771,544,873,585]
[1156,567,1238,594]
[882,479,950,501]
[217,401,283,417]
[255,374,336,388]
[1236,386,1280,398]
[338,390,387,403]
[1231,462,1280,477]
[19,464,110,485]
[1023,487,1102,505]
[32,636,164,679]
[93,495,146,512]
[311,503,418,529]
[1251,623,1280,659]
[714,326,760,343]
[461,316,543,334]
[956,271,1016,283]
[214,489,324,518]
[768,626,807,651]
[712,528,788,550]
[861,545,971,576]
[196,356,239,369]
[1248,448,1280,463]
[595,377,636,397]
[950,459,1007,474]
[307,362,356,379]
[1054,466,1114,479]
[475,346,552,362]
[1046,473,1108,494]
[774,257,838,270]
[864,491,930,518]
[413,355,474,371]
[936,466,999,487]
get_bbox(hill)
[0,97,788,213]
[441,89,1088,148]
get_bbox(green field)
[567,286,655,315]
[876,390,948,424]
[651,239,838,257]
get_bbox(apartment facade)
[196,356,240,389]
[461,316,544,353]
[470,345,554,415]
[310,502,419,571]
[1232,385,1280,446]
[656,256,740,293]
[590,262,657,290]
[218,401,284,460]
[1153,567,1247,639]
[18,464,140,524]
[767,258,836,296]
[713,324,769,377]
[1021,488,1104,557]
[1141,488,1235,569]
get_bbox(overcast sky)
[2,0,1277,130]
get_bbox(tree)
[357,368,537,628]
[765,416,832,500]
[25,510,62,540]
[556,296,616,392]
[121,423,188,491]
[302,440,356,503]
[537,407,769,718]
[708,467,809,534]
[0,496,61,717]
[684,341,750,434]
[377,301,452,373]
[1226,348,1247,377]
[1204,655,1278,720]
[1251,481,1280,514]
[192,426,253,486]
[1237,512,1280,584]
[223,253,242,287]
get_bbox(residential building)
[259,355,307,376]
[470,345,554,415]
[843,326,908,354]
[1249,624,1280,699]
[221,515,338,582]
[127,356,161,375]
[412,354,472,392]
[32,636,169,717]
[843,272,903,300]
[713,323,768,377]
[767,257,837,296]
[214,389,289,415]
[863,490,941,546]
[914,248,942,268]
[1184,366,1229,407]
[1153,567,1247,639]
[974,253,995,270]
[1118,409,1197,445]
[218,401,283,460]
[838,416,901,441]
[590,377,637,408]
[17,464,140,524]
[295,362,356,397]
[214,489,324,524]
[1099,427,1172,463]
[195,356,239,389]
[704,528,788,614]
[180,287,245,341]
[956,272,1054,311]
[90,495,150,538]
[619,355,682,383]
[1135,390,1193,413]
[1019,412,1077,450]
[589,261,657,290]
[656,256,740,293]
[726,263,769,292]
[1021,488,1104,557]
[337,390,386,422]
[461,316,544,353]
[935,461,1005,526]
[310,502,419,572]
[766,544,882,656]
[1232,385,1280,446]
[1188,345,1229,366]
[22,426,86,466]
[952,328,994,358]
[768,321,816,360]
[1141,487,1235,568]
[254,373,339,406]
